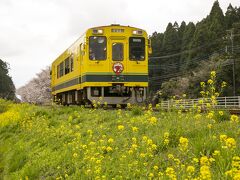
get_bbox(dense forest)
[149,1,240,98]
[0,59,15,100]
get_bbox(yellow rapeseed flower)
[108,138,114,143]
[207,111,214,119]
[210,71,216,78]
[87,129,93,135]
[200,156,210,166]
[164,132,169,138]
[179,136,189,152]
[221,81,227,88]
[132,126,138,132]
[213,150,220,157]
[96,160,101,164]
[165,167,176,180]
[73,153,78,158]
[140,153,146,158]
[131,144,138,150]
[207,79,213,84]
[232,156,240,169]
[206,103,211,108]
[148,173,154,178]
[153,165,159,171]
[193,158,199,163]
[200,82,205,87]
[132,137,137,143]
[218,111,224,116]
[168,154,174,159]
[174,158,181,166]
[106,146,113,152]
[220,134,228,142]
[149,116,157,125]
[186,166,195,173]
[151,144,157,150]
[198,99,204,104]
[207,124,212,129]
[200,165,211,179]
[118,125,125,130]
[128,150,133,154]
[147,139,153,145]
[82,145,87,149]
[142,136,148,141]
[164,139,170,145]
[194,114,202,120]
[230,115,239,123]
[225,137,236,149]
[158,172,164,177]
[200,91,205,96]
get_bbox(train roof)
[89,24,145,30]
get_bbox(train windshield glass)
[112,43,123,61]
[89,36,107,60]
[129,37,145,61]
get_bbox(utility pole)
[227,29,236,96]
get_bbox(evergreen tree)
[162,22,179,55]
[237,7,240,19]
[225,4,239,29]
[178,21,186,45]
[188,20,209,68]
[150,32,164,57]
[0,59,16,100]
[180,22,195,69]
[189,1,225,68]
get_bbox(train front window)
[89,36,107,60]
[129,37,145,61]
[112,43,123,61]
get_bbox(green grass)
[0,99,239,179]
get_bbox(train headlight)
[132,30,143,35]
[93,29,103,34]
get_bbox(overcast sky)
[1,0,240,88]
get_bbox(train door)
[109,38,126,76]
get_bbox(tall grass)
[0,99,239,179]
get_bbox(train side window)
[65,57,70,74]
[89,36,107,60]
[129,37,145,61]
[112,43,123,61]
[60,62,64,77]
[70,56,74,72]
[57,65,60,78]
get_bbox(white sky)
[1,0,240,88]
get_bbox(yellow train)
[51,24,151,105]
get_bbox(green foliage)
[149,1,240,96]
[131,105,143,116]
[0,99,10,113]
[0,59,16,100]
[225,4,239,29]
[214,110,230,122]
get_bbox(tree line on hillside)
[149,1,240,98]
[0,59,16,100]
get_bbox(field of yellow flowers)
[0,97,239,179]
